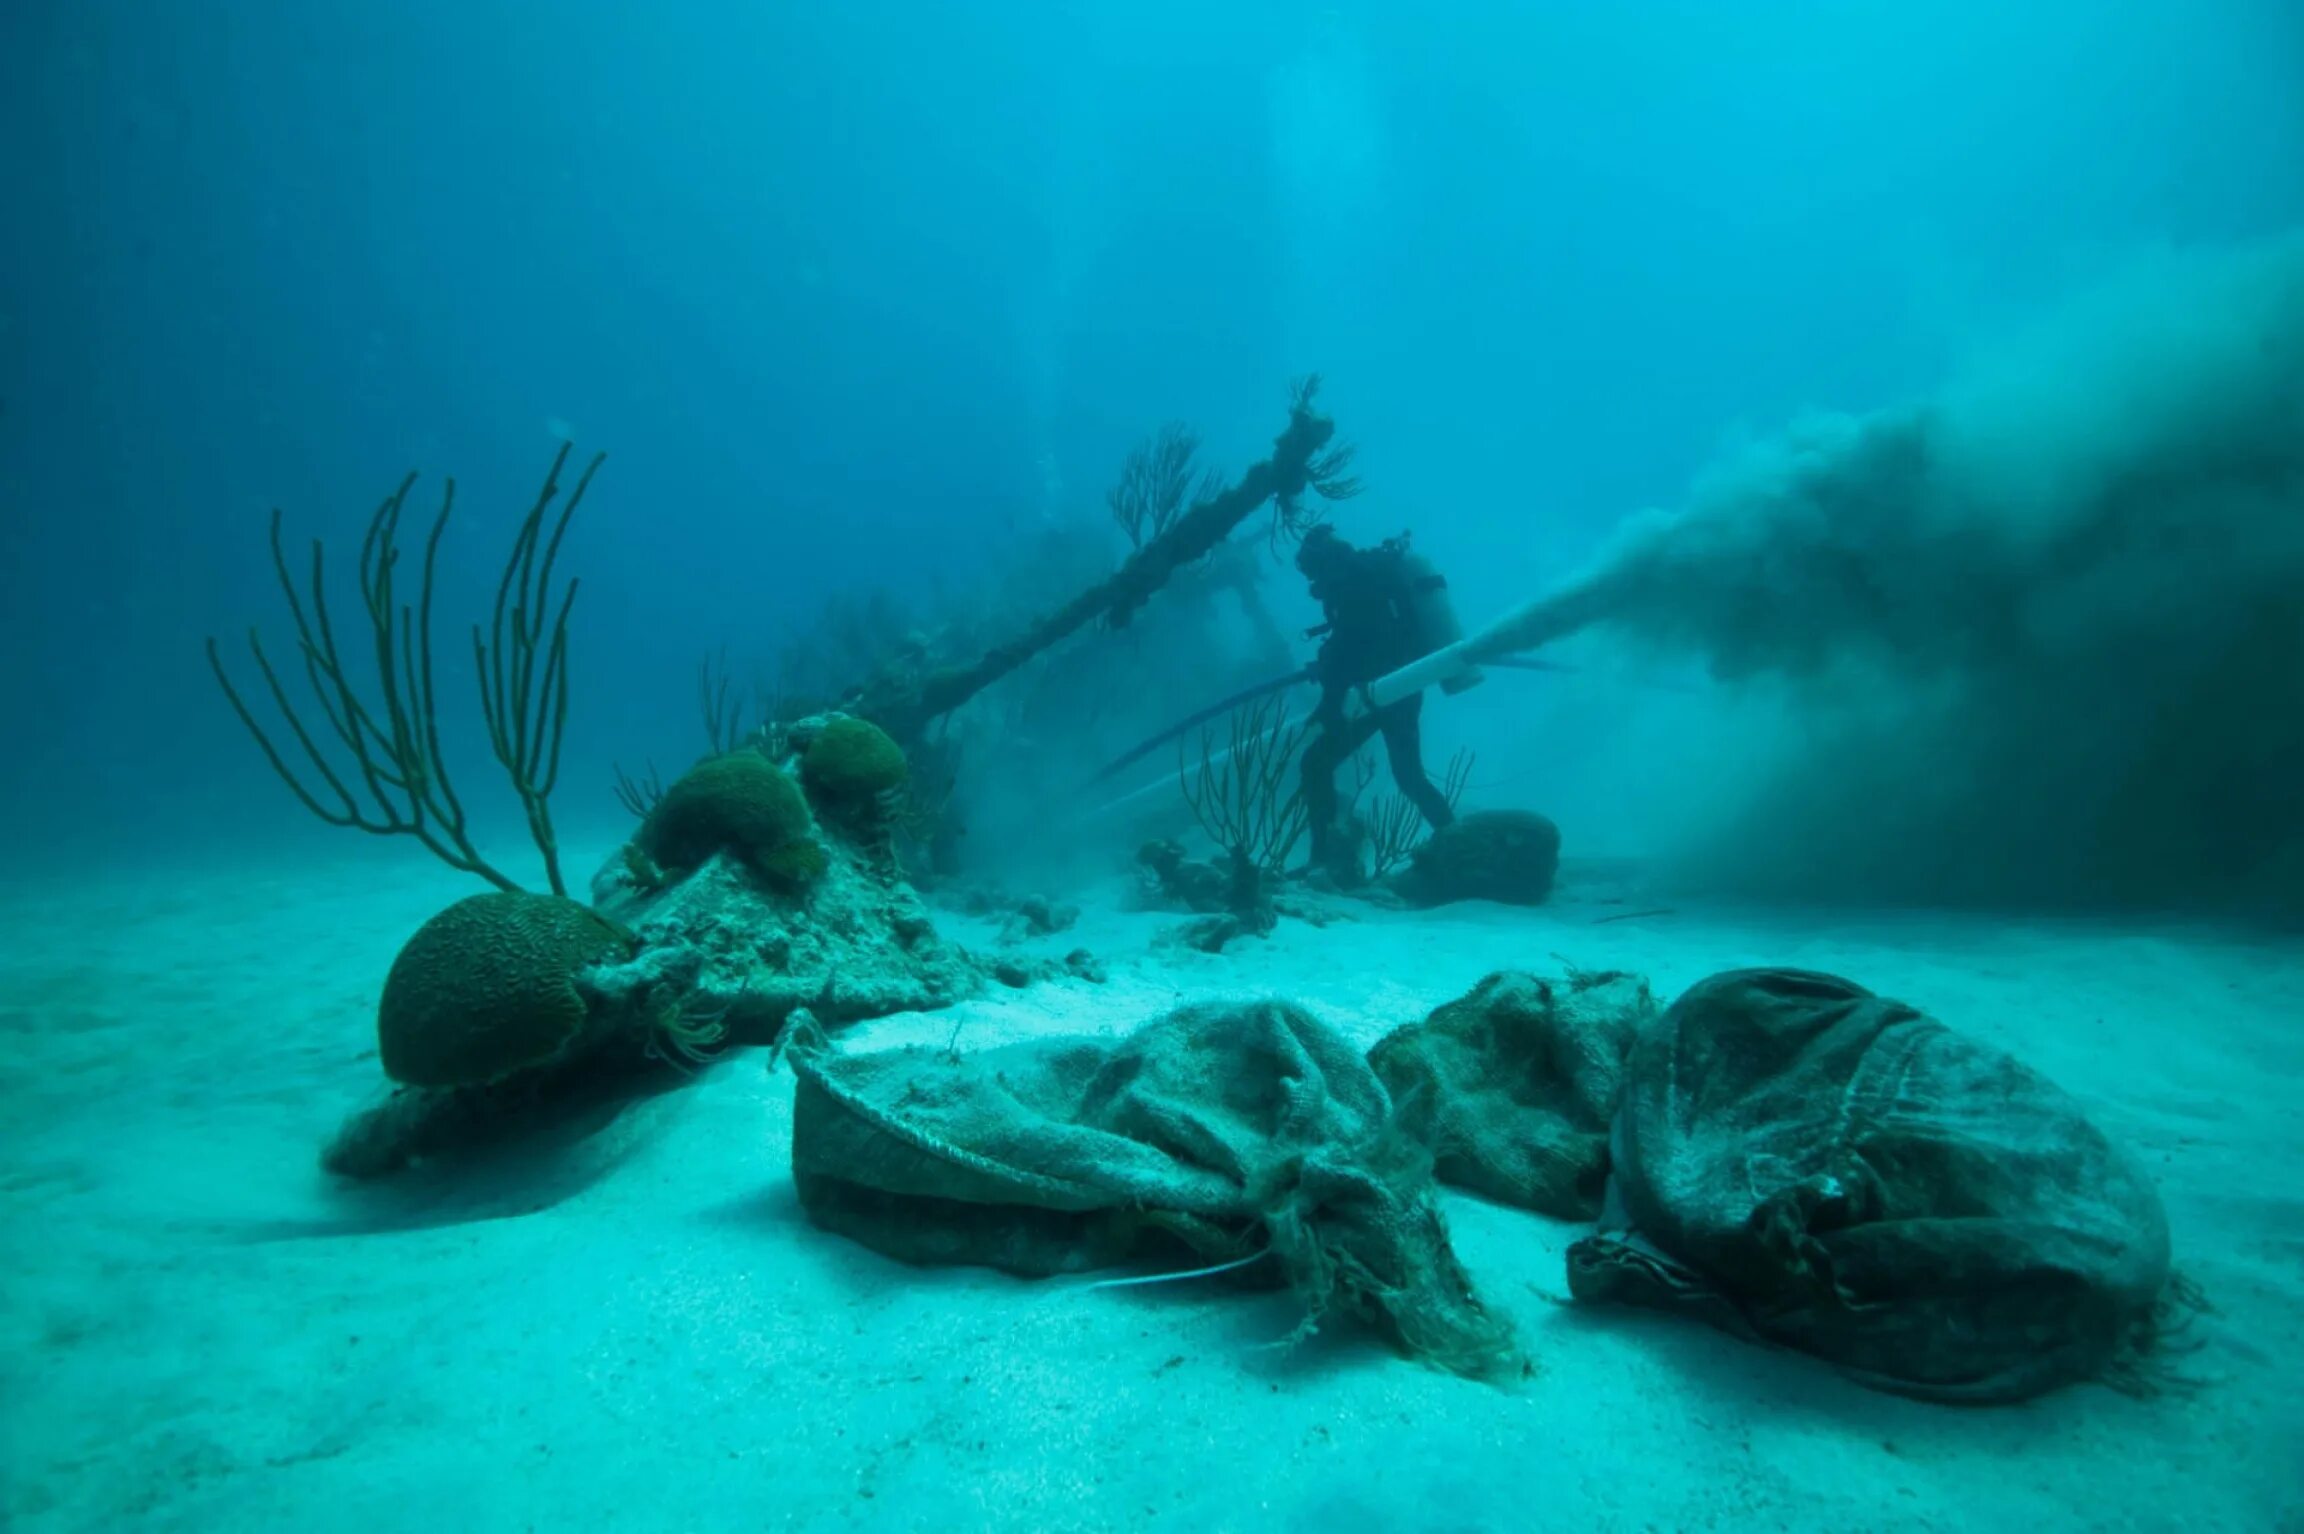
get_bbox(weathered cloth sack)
[1567,968,2182,1402]
[1369,968,1656,1219]
[789,1000,1521,1378]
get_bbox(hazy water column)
[1265,16,1388,376]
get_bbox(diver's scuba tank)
[1384,533,1484,695]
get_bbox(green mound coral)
[802,716,909,818]
[377,891,636,1088]
[639,751,826,885]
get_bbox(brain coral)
[801,716,909,815]
[377,891,636,1088]
[640,751,823,882]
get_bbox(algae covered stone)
[801,716,908,816]
[1387,808,1561,908]
[640,751,823,883]
[377,891,636,1088]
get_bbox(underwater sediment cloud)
[1563,235,2304,916]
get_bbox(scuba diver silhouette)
[1293,523,1465,876]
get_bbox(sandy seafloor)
[2,838,2299,1534]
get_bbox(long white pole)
[1361,571,1619,711]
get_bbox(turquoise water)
[3,5,2300,1530]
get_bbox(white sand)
[2,846,2299,1533]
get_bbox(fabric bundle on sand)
[787,1000,1524,1380]
[785,964,2185,1403]
[1369,967,1657,1220]
[1566,968,2188,1403]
